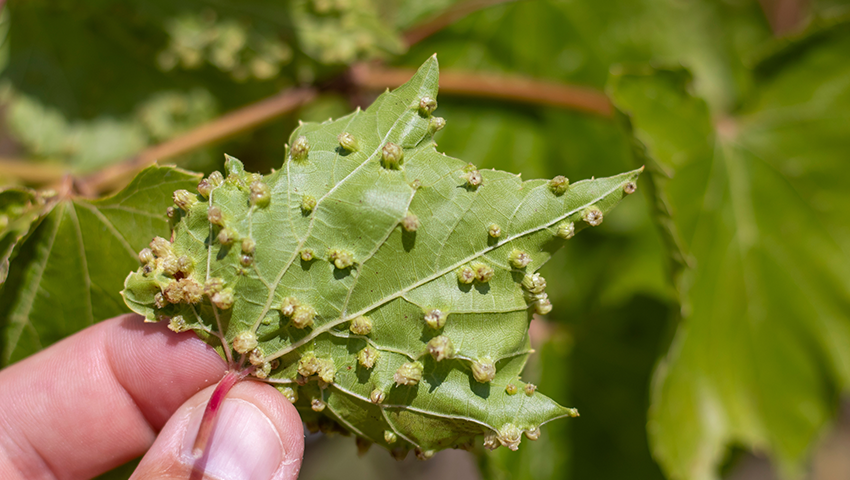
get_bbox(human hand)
[0,314,304,479]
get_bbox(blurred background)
[1,1,849,479]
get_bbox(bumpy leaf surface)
[610,19,850,480]
[123,57,641,457]
[0,166,201,365]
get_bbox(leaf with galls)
[122,57,641,457]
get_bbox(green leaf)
[122,57,642,456]
[609,19,850,480]
[0,186,51,285]
[0,166,201,365]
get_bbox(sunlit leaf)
[122,57,642,456]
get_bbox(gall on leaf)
[121,56,641,457]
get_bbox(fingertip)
[132,380,304,480]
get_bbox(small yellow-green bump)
[497,424,522,451]
[548,175,569,196]
[349,315,372,335]
[509,249,531,269]
[207,206,224,225]
[154,292,167,309]
[358,346,380,369]
[197,179,213,198]
[241,238,256,255]
[250,181,271,207]
[232,331,258,354]
[280,386,298,403]
[569,408,580,417]
[394,361,423,386]
[534,294,553,314]
[249,347,265,366]
[415,448,435,460]
[291,304,316,328]
[371,388,385,404]
[427,335,454,361]
[138,248,154,265]
[162,280,183,303]
[311,398,325,412]
[291,135,310,161]
[381,142,403,169]
[338,132,358,152]
[524,383,537,396]
[384,430,397,444]
[483,430,500,451]
[316,358,335,383]
[583,206,603,226]
[488,224,501,238]
[457,265,475,284]
[506,383,518,395]
[556,221,575,239]
[217,228,236,246]
[150,236,172,257]
[165,206,177,219]
[624,182,637,194]
[522,273,547,294]
[180,278,203,304]
[328,249,354,269]
[301,195,317,212]
[204,277,224,296]
[211,288,234,309]
[298,353,320,377]
[300,249,314,262]
[173,189,197,210]
[461,170,482,188]
[429,116,446,134]
[419,96,437,115]
[472,262,494,282]
[240,254,253,267]
[401,213,419,232]
[423,309,447,329]
[280,297,299,316]
[177,256,193,274]
[246,172,262,184]
[526,427,541,441]
[208,171,224,186]
[161,255,180,276]
[168,315,189,333]
[472,359,496,383]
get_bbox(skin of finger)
[0,314,226,480]
[130,380,304,480]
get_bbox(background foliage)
[1,1,849,479]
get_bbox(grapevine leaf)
[0,186,52,285]
[122,57,642,456]
[0,166,201,365]
[609,19,850,480]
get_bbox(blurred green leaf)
[0,165,201,365]
[0,186,50,284]
[610,18,850,480]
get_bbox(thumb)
[131,379,304,480]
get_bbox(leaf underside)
[123,57,642,457]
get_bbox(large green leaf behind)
[610,19,850,480]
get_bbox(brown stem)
[0,158,67,185]
[757,0,809,35]
[350,64,613,117]
[403,0,520,46]
[79,87,318,195]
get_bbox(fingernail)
[183,398,283,480]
